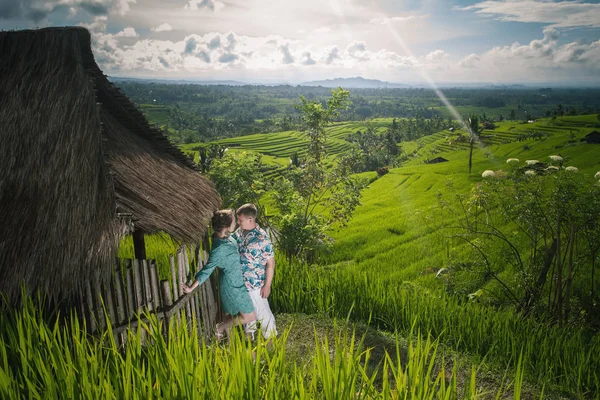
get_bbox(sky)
[1,0,600,85]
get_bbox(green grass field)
[133,114,600,396]
[5,115,599,398]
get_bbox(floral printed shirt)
[233,225,274,290]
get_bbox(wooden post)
[170,254,181,326]
[125,259,135,320]
[160,280,172,338]
[133,259,146,342]
[183,246,193,320]
[149,261,161,310]
[188,249,202,339]
[104,276,119,345]
[133,260,144,312]
[133,229,146,260]
[142,260,153,312]
[114,260,127,324]
[113,259,127,347]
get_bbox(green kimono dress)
[195,236,254,315]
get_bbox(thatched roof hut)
[0,27,221,303]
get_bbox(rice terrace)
[2,5,600,400]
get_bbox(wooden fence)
[81,240,220,346]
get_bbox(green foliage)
[196,143,227,173]
[0,296,529,398]
[272,88,368,261]
[344,127,404,172]
[436,166,600,324]
[270,257,600,396]
[208,151,266,210]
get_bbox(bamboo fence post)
[125,259,135,320]
[142,260,153,312]
[182,245,193,329]
[113,259,127,346]
[133,259,144,313]
[114,260,127,324]
[169,254,181,326]
[196,248,210,338]
[149,260,161,311]
[188,253,202,339]
[133,259,146,342]
[160,280,173,338]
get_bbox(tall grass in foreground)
[0,298,526,399]
[271,259,600,397]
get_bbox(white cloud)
[218,53,239,63]
[151,23,173,32]
[455,27,600,81]
[80,18,599,84]
[0,0,137,22]
[301,51,316,65]
[184,37,197,54]
[79,15,108,33]
[115,27,137,37]
[459,53,480,68]
[346,41,369,61]
[184,0,225,12]
[425,50,449,62]
[325,46,341,64]
[459,0,600,28]
[279,44,295,64]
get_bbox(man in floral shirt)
[233,203,277,339]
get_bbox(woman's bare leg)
[217,311,256,335]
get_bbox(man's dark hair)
[237,203,257,218]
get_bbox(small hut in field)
[585,131,600,144]
[0,27,221,303]
[425,157,449,164]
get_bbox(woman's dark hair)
[211,209,235,233]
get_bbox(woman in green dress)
[182,209,256,340]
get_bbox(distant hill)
[300,77,411,89]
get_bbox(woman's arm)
[181,249,220,293]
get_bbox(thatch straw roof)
[0,27,221,303]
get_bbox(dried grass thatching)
[0,27,221,303]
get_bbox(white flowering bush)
[481,170,495,178]
[549,155,563,162]
[525,170,536,176]
[546,166,560,171]
[525,160,539,166]
[595,171,600,180]
[506,158,519,163]
[565,166,578,173]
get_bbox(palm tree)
[468,114,482,174]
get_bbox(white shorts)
[245,288,277,339]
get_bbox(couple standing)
[182,203,277,341]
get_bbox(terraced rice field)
[182,115,599,179]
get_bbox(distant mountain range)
[108,75,599,89]
[300,77,411,88]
